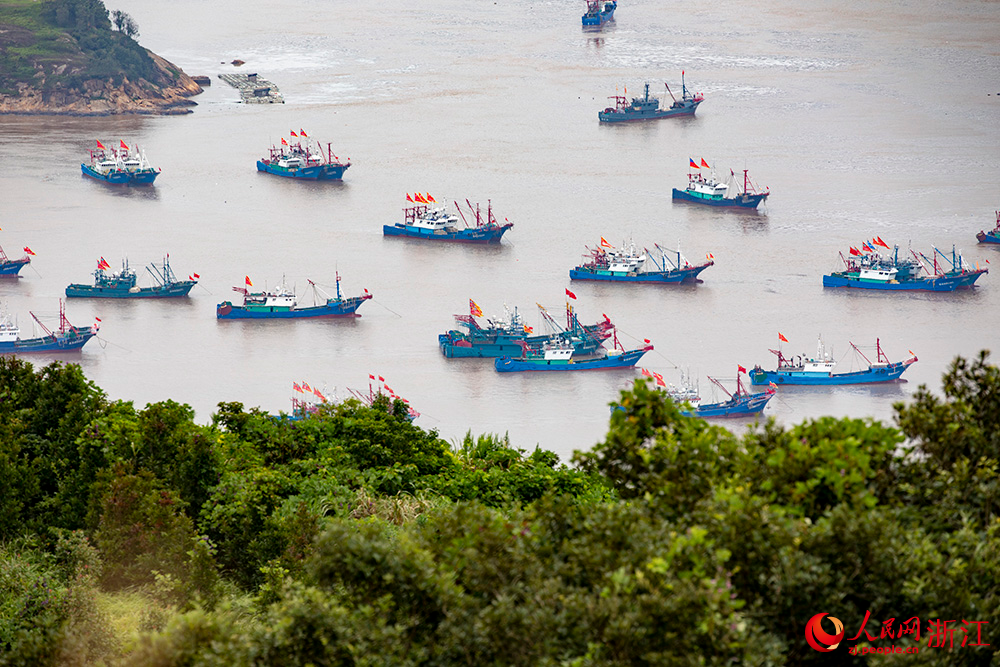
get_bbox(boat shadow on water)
[82,177,161,200]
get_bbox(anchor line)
[614,328,679,369]
[372,299,403,318]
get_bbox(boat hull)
[750,360,915,385]
[0,330,96,353]
[383,223,512,244]
[256,161,349,180]
[81,163,130,185]
[216,295,370,319]
[822,271,986,291]
[672,188,767,209]
[494,347,650,372]
[128,169,159,185]
[569,263,710,283]
[582,1,615,26]
[66,281,196,298]
[0,259,30,276]
[439,331,607,358]
[977,230,1000,244]
[693,392,773,417]
[598,101,701,122]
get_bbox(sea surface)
[2,0,999,460]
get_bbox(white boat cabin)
[687,174,730,199]
[858,267,898,282]
[0,317,19,343]
[244,283,297,308]
[411,208,459,231]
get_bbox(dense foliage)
[0,352,998,665]
[0,0,156,94]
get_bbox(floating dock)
[217,73,284,104]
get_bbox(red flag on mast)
[600,237,613,248]
[738,365,747,374]
[778,332,788,343]
[120,140,129,150]
[290,131,298,137]
[689,158,699,169]
[23,246,36,256]
[565,288,577,300]
[96,140,106,150]
[700,158,710,168]
[300,129,308,137]
[406,193,413,202]
[245,276,253,287]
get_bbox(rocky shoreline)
[0,51,203,116]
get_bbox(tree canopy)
[0,352,997,666]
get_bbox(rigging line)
[29,264,43,279]
[197,283,213,295]
[615,327,679,368]
[372,298,403,318]
[94,335,134,353]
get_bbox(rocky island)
[0,0,201,115]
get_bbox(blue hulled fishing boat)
[672,162,769,209]
[0,301,98,353]
[384,196,513,244]
[256,132,350,180]
[616,368,773,418]
[750,336,917,386]
[495,332,652,373]
[582,0,616,27]
[439,300,614,358]
[0,245,33,277]
[823,243,987,291]
[217,273,371,319]
[598,74,703,123]
[66,255,197,298]
[689,372,775,417]
[977,211,1000,244]
[81,140,159,185]
[569,239,713,283]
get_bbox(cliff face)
[0,51,202,116]
[0,0,203,116]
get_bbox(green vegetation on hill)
[0,0,157,95]
[0,353,998,665]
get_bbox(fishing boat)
[569,239,713,284]
[977,211,1000,244]
[81,140,159,185]
[216,273,371,319]
[256,132,350,180]
[691,371,775,417]
[66,255,197,298]
[347,376,420,422]
[0,245,33,277]
[495,331,652,373]
[383,195,514,244]
[598,74,703,122]
[749,337,917,385]
[672,162,770,209]
[439,300,614,358]
[282,381,335,420]
[0,300,98,353]
[582,0,616,27]
[823,243,987,291]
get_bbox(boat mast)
[707,375,734,400]
[664,82,677,104]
